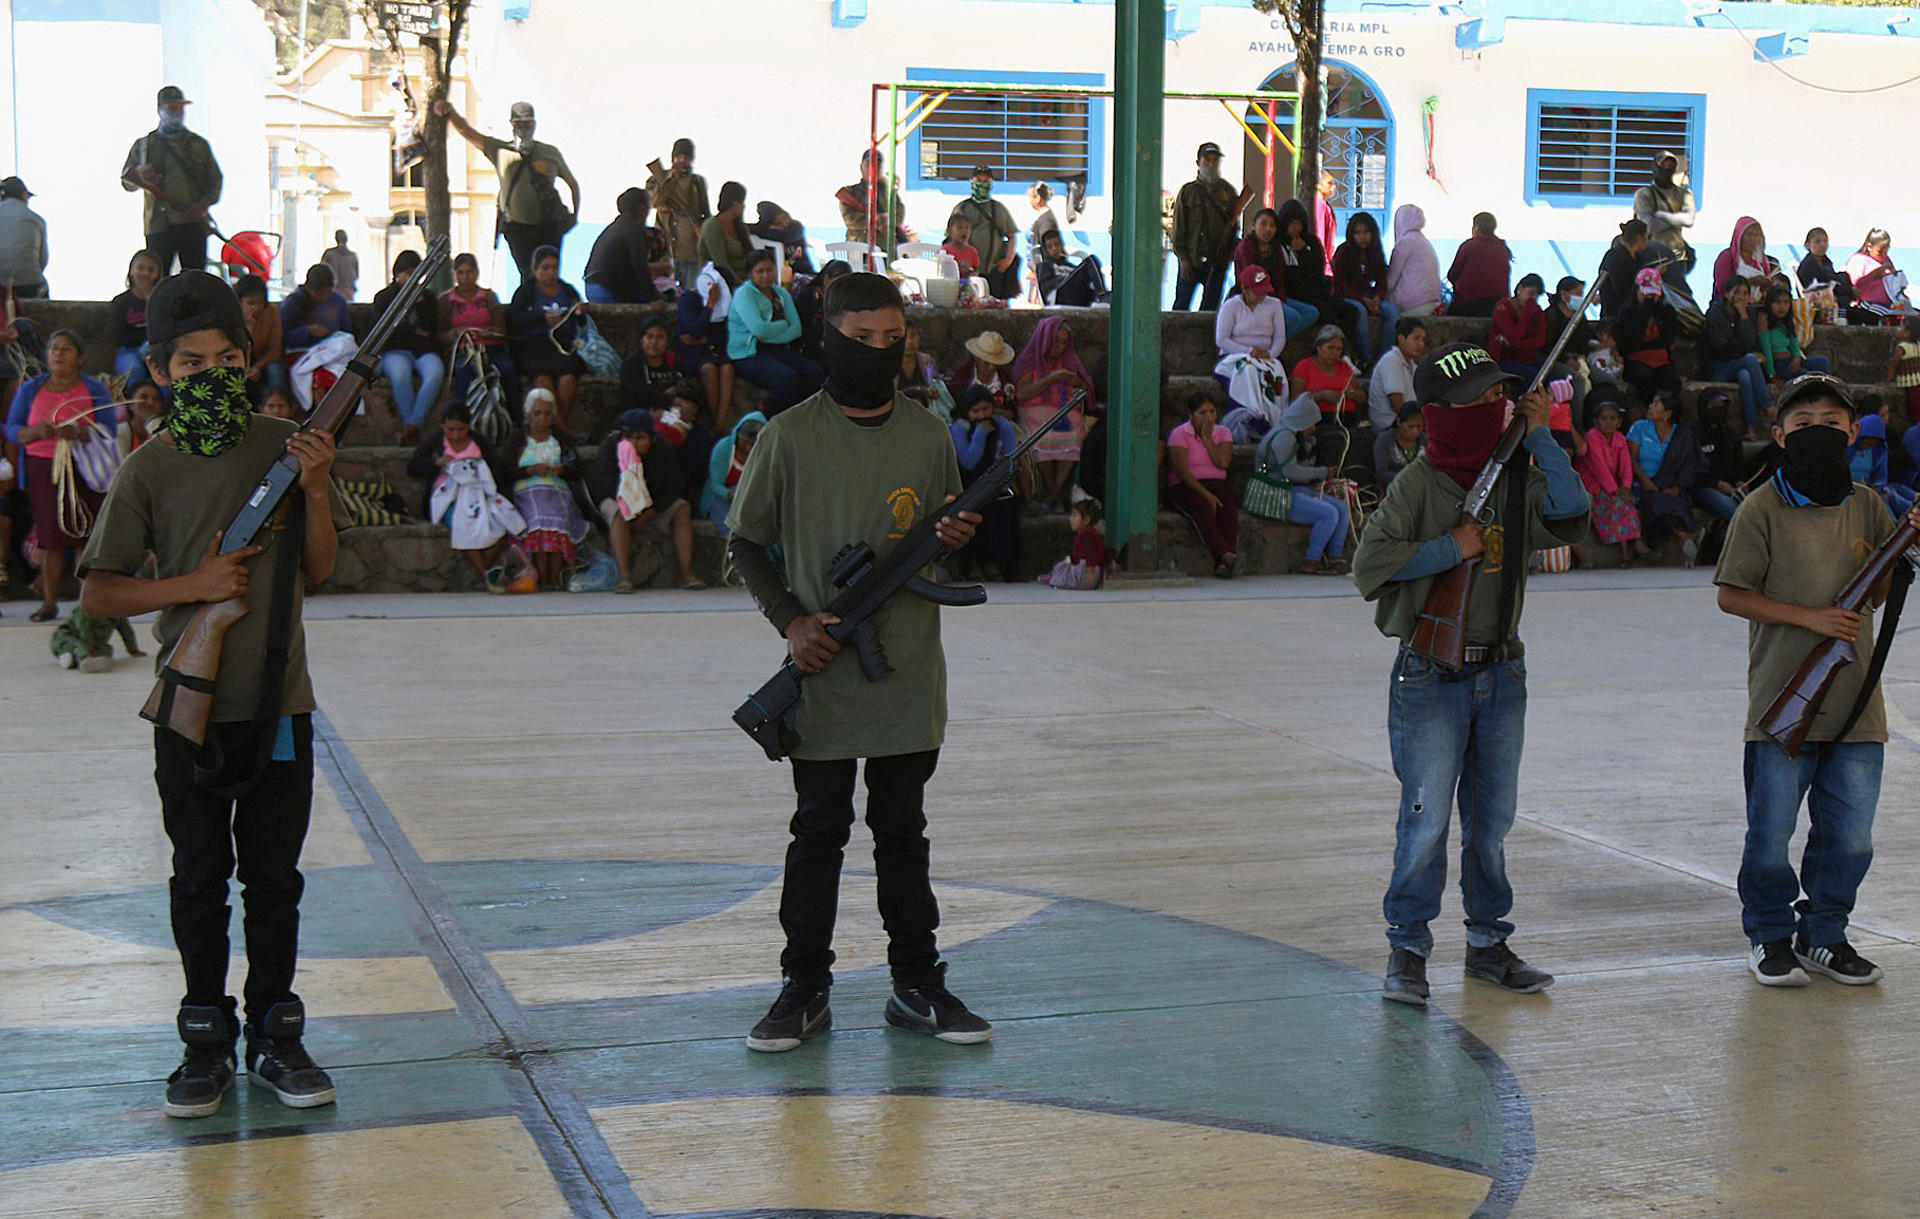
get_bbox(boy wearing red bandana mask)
[1352,343,1590,1007]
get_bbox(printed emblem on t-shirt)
[1853,535,1874,565]
[886,486,923,540]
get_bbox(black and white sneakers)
[746,979,833,1053]
[1749,938,1811,987]
[884,964,994,1045]
[1793,934,1883,986]
[245,1000,338,1108]
[164,1004,239,1119]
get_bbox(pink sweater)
[1577,428,1633,495]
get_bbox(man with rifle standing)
[77,271,348,1118]
[725,272,993,1052]
[119,86,222,274]
[1713,375,1920,988]
[1351,342,1589,1007]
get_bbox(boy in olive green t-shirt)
[1714,375,1920,988]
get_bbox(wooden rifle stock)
[140,236,449,744]
[1760,520,1920,756]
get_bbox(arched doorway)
[1243,61,1395,236]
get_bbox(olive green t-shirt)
[78,416,348,724]
[1352,455,1589,644]
[1713,481,1896,744]
[727,392,963,762]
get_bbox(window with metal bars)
[1525,89,1704,206]
[903,69,1105,195]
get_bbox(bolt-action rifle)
[140,235,450,747]
[734,392,1084,760]
[1409,272,1607,669]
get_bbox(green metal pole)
[1109,0,1164,572]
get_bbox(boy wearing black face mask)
[1714,375,1920,987]
[77,271,348,1119]
[1352,343,1591,1007]
[725,272,991,1053]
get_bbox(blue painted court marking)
[312,710,649,1219]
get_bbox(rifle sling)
[1827,558,1911,749]
[191,495,306,799]
[1492,448,1530,647]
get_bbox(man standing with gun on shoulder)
[76,271,349,1119]
[1351,343,1589,1007]
[725,272,993,1053]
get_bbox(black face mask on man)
[821,323,906,411]
[1779,423,1854,506]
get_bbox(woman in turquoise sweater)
[1755,285,1831,384]
[727,248,822,414]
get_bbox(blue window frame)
[903,67,1106,196]
[1524,89,1705,208]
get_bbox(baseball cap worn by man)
[0,177,30,200]
[1414,342,1517,407]
[1196,142,1223,159]
[510,101,536,122]
[157,85,191,107]
[146,271,247,347]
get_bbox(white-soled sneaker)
[1749,939,1811,987]
[1794,935,1882,986]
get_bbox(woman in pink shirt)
[2,328,115,619]
[1165,390,1239,577]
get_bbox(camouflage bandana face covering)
[165,365,254,457]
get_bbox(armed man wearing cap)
[78,270,349,1122]
[435,95,581,275]
[648,138,712,291]
[0,176,48,298]
[120,85,224,273]
[947,166,1020,301]
[1172,141,1255,312]
[1350,342,1590,1008]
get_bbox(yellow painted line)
[594,1095,1491,1219]
[0,1117,567,1219]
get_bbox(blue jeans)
[1384,649,1527,955]
[1692,485,1739,521]
[1280,298,1319,338]
[1341,298,1400,366]
[707,495,732,537]
[1172,258,1228,311]
[736,346,824,415]
[1740,741,1881,946]
[381,350,447,428]
[1287,486,1349,560]
[1771,354,1831,382]
[114,346,145,380]
[1708,355,1770,428]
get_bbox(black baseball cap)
[145,271,247,346]
[157,85,190,106]
[970,165,995,179]
[1196,142,1223,159]
[1776,372,1856,419]
[0,177,29,200]
[1414,342,1519,406]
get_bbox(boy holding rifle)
[1352,343,1590,1006]
[78,271,346,1117]
[725,272,989,1052]
[1714,375,1920,987]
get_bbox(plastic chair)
[824,241,885,273]
[897,242,944,261]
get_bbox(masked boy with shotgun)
[1351,342,1590,1007]
[1714,374,1920,988]
[78,271,347,1118]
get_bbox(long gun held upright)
[140,236,451,745]
[1409,272,1608,670]
[734,392,1085,761]
[1759,523,1920,757]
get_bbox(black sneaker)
[164,1003,237,1119]
[1464,941,1554,994]
[1749,938,1811,987]
[1794,935,1883,986]
[745,978,831,1053]
[1382,948,1430,1006]
[245,1000,337,1109]
[884,963,993,1045]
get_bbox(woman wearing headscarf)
[1616,266,1682,409]
[1711,216,1785,300]
[698,181,752,285]
[749,201,815,277]
[1011,315,1095,514]
[1214,263,1290,443]
[1846,228,1905,322]
[1384,204,1441,318]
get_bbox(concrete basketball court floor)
[5,569,1920,1218]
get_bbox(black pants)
[146,223,209,273]
[1173,257,1229,311]
[780,750,941,988]
[502,221,562,277]
[1623,358,1682,408]
[155,714,314,1026]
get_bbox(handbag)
[1240,429,1295,521]
[51,396,122,494]
[571,313,621,380]
[457,333,512,449]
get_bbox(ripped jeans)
[1383,647,1526,956]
